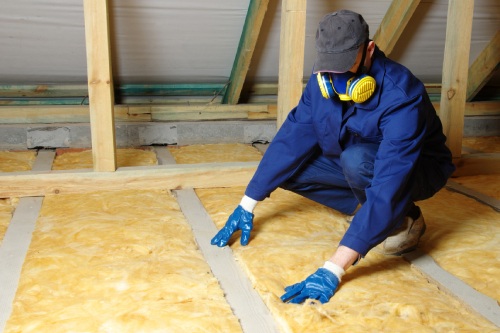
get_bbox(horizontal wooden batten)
[151,104,275,121]
[0,83,227,98]
[3,83,490,101]
[0,154,497,198]
[432,101,500,117]
[452,153,500,177]
[0,162,258,198]
[0,104,277,123]
[0,105,151,123]
[0,101,495,124]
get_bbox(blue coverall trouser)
[280,143,437,216]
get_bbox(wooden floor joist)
[176,189,280,333]
[1,152,497,198]
[0,150,54,332]
[0,162,258,198]
[403,250,500,327]
[452,153,500,177]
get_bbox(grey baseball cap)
[313,10,369,73]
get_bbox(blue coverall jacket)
[245,47,455,255]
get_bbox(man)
[211,10,455,304]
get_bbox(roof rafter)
[223,0,270,105]
[372,0,422,55]
[467,30,500,101]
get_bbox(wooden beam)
[0,105,151,123]
[151,104,274,121]
[439,0,474,159]
[0,162,258,198]
[277,0,307,128]
[452,153,500,177]
[467,30,500,102]
[0,83,227,98]
[372,0,421,56]
[432,101,500,117]
[0,101,497,124]
[223,0,270,105]
[83,0,117,171]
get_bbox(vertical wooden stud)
[83,0,117,171]
[277,0,307,128]
[439,0,474,159]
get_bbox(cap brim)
[313,47,360,73]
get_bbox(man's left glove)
[280,263,343,304]
[211,205,254,247]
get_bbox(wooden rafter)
[467,30,500,101]
[83,0,117,172]
[223,0,270,105]
[372,0,422,55]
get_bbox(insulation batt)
[2,143,499,332]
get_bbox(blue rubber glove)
[211,205,254,247]
[280,268,340,304]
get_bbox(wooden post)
[277,0,307,128]
[83,0,117,171]
[439,0,474,159]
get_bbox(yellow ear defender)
[317,72,376,103]
[316,72,335,99]
[347,75,376,103]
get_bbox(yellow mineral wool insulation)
[452,174,500,200]
[462,136,500,153]
[4,190,242,333]
[168,143,263,164]
[0,150,37,172]
[419,189,500,301]
[197,187,499,333]
[51,148,158,170]
[0,198,19,245]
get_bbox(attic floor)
[0,140,499,332]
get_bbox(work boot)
[382,208,426,255]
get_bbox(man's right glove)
[280,262,343,304]
[211,205,254,247]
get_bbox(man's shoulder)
[379,57,426,99]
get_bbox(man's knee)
[340,144,378,187]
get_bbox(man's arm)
[328,245,361,270]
